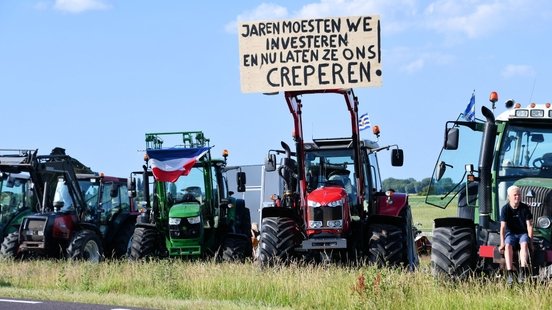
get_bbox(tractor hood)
[307,186,347,205]
[169,203,201,218]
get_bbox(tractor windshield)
[495,124,552,208]
[498,124,552,177]
[169,166,209,204]
[0,173,31,225]
[304,149,357,203]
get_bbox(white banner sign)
[238,16,382,93]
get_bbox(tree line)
[381,177,455,195]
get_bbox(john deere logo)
[526,190,535,198]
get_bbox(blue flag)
[359,113,370,131]
[463,92,475,121]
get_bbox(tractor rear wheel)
[112,222,135,258]
[367,223,404,267]
[221,233,253,262]
[0,232,20,259]
[128,227,158,260]
[431,224,476,280]
[258,216,300,266]
[67,230,103,262]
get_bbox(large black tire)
[258,217,300,266]
[128,227,158,260]
[67,230,103,262]
[431,225,476,280]
[111,222,135,258]
[221,234,253,262]
[366,223,405,267]
[0,232,20,259]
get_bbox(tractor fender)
[367,214,405,227]
[74,222,102,239]
[375,192,409,217]
[135,222,156,229]
[434,217,475,229]
[261,206,302,226]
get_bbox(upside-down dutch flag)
[359,113,370,131]
[147,147,210,182]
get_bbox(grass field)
[409,195,457,235]
[1,258,552,310]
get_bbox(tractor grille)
[169,220,200,239]
[519,185,552,219]
[20,216,48,242]
[308,205,343,228]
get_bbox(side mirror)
[237,171,246,192]
[444,127,459,150]
[531,134,544,143]
[265,154,277,172]
[127,178,136,198]
[391,149,404,167]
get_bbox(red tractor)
[0,149,138,261]
[258,89,418,268]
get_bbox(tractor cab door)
[425,121,483,210]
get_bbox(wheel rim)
[84,240,101,262]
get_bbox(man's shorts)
[505,232,530,246]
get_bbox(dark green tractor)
[0,149,37,246]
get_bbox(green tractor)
[0,149,38,245]
[427,91,552,280]
[128,131,252,261]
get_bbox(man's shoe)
[506,270,514,286]
[518,267,530,284]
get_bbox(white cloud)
[53,0,110,13]
[403,58,425,73]
[224,3,288,34]
[422,0,545,39]
[501,65,536,78]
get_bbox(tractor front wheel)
[67,230,103,262]
[128,227,158,260]
[258,216,300,266]
[0,232,20,259]
[366,223,405,267]
[431,224,476,280]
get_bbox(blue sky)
[1,0,551,181]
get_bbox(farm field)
[410,194,458,234]
[1,195,549,310]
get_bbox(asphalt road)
[0,298,150,310]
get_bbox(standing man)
[499,185,533,284]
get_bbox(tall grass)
[1,259,552,309]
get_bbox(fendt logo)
[526,190,535,198]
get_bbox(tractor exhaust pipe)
[478,106,497,229]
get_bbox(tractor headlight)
[308,200,321,207]
[309,220,322,229]
[327,198,345,207]
[169,218,181,225]
[536,216,552,229]
[327,220,343,228]
[187,216,201,225]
